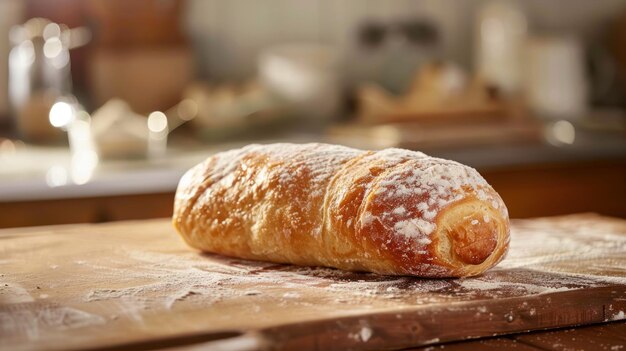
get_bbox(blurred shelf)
[0,145,205,202]
[0,128,625,227]
[0,136,314,203]
[328,123,626,169]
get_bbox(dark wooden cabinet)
[483,160,626,219]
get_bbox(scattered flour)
[0,305,105,341]
[0,283,34,304]
[499,217,626,278]
[360,326,373,342]
[458,279,572,295]
[348,326,373,342]
[611,310,625,321]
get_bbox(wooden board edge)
[255,285,626,351]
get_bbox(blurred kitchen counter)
[0,129,625,228]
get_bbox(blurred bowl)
[259,43,343,122]
[89,47,194,114]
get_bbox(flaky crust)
[173,143,510,277]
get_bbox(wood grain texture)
[516,322,626,351]
[410,337,543,351]
[408,322,626,351]
[0,214,625,351]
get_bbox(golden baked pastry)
[173,143,509,277]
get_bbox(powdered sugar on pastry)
[394,219,436,239]
[359,151,506,251]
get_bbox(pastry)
[173,143,509,277]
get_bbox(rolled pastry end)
[434,197,508,276]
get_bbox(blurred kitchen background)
[0,0,625,228]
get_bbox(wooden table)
[1,214,625,351]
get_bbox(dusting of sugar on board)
[611,310,625,321]
[498,216,626,278]
[360,326,373,342]
[0,304,105,341]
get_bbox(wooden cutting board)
[1,214,625,351]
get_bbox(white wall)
[183,0,626,82]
